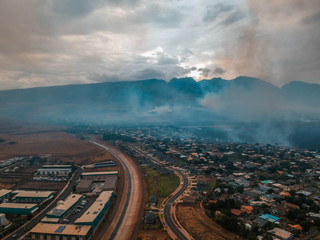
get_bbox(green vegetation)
[143,218,163,230]
[143,166,180,199]
[103,133,136,142]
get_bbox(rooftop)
[47,194,82,217]
[40,165,72,169]
[268,227,293,239]
[0,189,12,198]
[260,214,279,222]
[75,191,113,224]
[30,223,91,236]
[0,203,37,209]
[15,190,53,198]
[82,171,118,176]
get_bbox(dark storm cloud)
[198,68,211,77]
[212,67,226,75]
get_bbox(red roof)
[231,209,243,216]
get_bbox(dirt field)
[0,126,114,165]
[136,230,171,240]
[176,203,242,240]
[19,181,66,191]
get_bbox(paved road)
[163,169,189,240]
[5,167,83,240]
[90,141,144,240]
[127,144,191,240]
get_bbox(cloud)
[134,68,165,80]
[221,10,246,26]
[212,67,226,75]
[203,3,233,22]
[301,11,320,25]
[0,0,319,89]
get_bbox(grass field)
[143,166,180,199]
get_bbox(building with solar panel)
[75,191,113,230]
[28,223,91,240]
[43,194,82,223]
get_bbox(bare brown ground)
[176,203,242,240]
[136,230,171,240]
[0,127,115,165]
[19,181,66,191]
[0,183,14,189]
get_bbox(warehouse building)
[94,161,116,168]
[102,175,117,191]
[14,190,53,203]
[76,180,93,193]
[0,190,12,201]
[81,171,118,180]
[29,223,91,240]
[0,203,38,215]
[37,165,72,176]
[75,191,113,230]
[45,194,82,221]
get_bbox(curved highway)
[90,141,144,240]
[127,144,192,240]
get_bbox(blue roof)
[260,214,279,222]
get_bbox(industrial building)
[37,165,72,176]
[14,190,53,203]
[102,175,117,191]
[45,194,82,222]
[76,180,93,193]
[75,191,113,230]
[0,203,38,215]
[94,161,116,168]
[0,189,12,201]
[81,171,118,180]
[29,223,91,240]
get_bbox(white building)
[37,165,72,176]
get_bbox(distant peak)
[169,77,196,83]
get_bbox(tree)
[300,220,312,232]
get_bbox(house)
[259,214,279,223]
[285,202,300,210]
[241,205,253,214]
[268,227,293,240]
[231,209,243,216]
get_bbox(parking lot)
[64,196,97,224]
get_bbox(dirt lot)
[136,230,171,240]
[0,125,114,165]
[176,203,242,240]
[19,181,66,191]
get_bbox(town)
[0,125,320,240]
[102,126,320,240]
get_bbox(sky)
[0,0,319,90]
